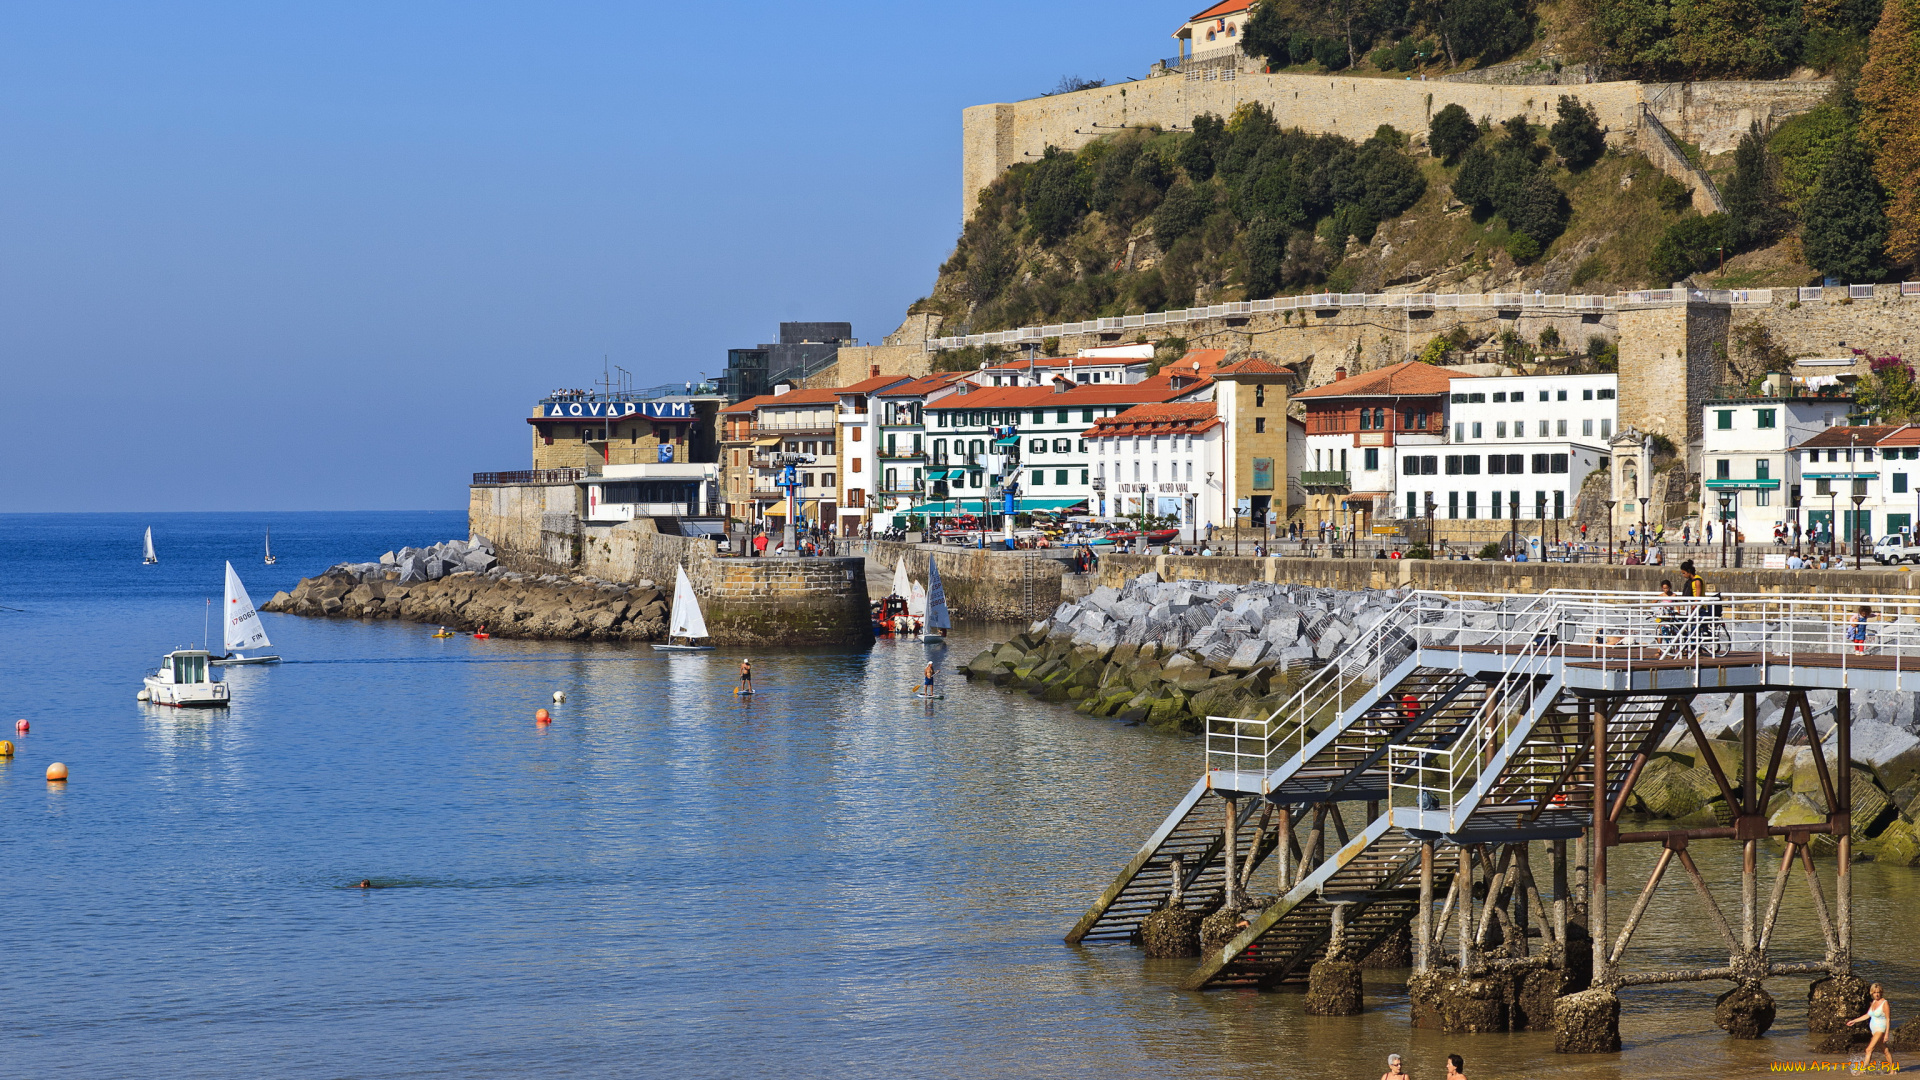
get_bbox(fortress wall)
[962,71,1830,220]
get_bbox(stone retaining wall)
[858,539,1064,622]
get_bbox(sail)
[223,561,271,650]
[892,557,910,600]
[668,565,709,640]
[144,527,156,562]
[925,556,950,630]
[909,581,927,619]
[264,529,273,558]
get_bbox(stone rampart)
[962,72,1829,218]
[469,482,581,569]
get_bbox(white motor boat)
[651,566,715,651]
[212,561,281,666]
[142,649,231,707]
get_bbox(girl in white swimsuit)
[1847,982,1895,1073]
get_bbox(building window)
[1494,392,1507,403]
[1582,419,1593,437]
[1472,423,1483,439]
[852,458,862,474]
[1531,454,1550,473]
[1030,470,1043,487]
[1497,422,1508,439]
[1051,438,1069,453]
[822,472,834,488]
[1081,469,1089,485]
[1538,420,1548,437]
[1717,411,1733,430]
[1056,469,1069,485]
[1583,388,1594,400]
[1557,390,1568,401]
[1756,459,1771,480]
[1448,491,1459,518]
[851,427,862,442]
[1056,408,1068,423]
[1897,473,1910,494]
[1255,416,1266,433]
[1079,439,1088,453]
[1716,459,1731,479]
[1456,422,1465,441]
[1551,454,1568,473]
[1364,448,1380,470]
[1466,491,1477,519]
[1554,490,1565,518]
[1360,409,1372,431]
[885,468,897,490]
[1601,419,1613,438]
[1445,455,1461,475]
[1556,419,1568,436]
[1082,409,1094,422]
[1598,388,1616,399]
[1255,385,1265,406]
[1816,478,1831,495]
[1756,489,1771,506]
[1340,450,1347,470]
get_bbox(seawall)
[856,539,1065,622]
[469,482,872,646]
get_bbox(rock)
[1226,639,1269,672]
[1808,976,1870,1040]
[1358,924,1411,969]
[1304,959,1364,1015]
[1715,984,1776,1038]
[1869,818,1920,865]
[1407,970,1448,1029]
[1516,968,1562,1031]
[1554,988,1622,1053]
[1439,975,1509,1033]
[1892,1016,1920,1052]
[266,590,292,611]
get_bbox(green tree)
[1428,103,1479,163]
[1241,0,1295,67]
[1547,95,1606,169]
[1856,0,1920,265]
[1023,146,1088,245]
[1722,122,1790,249]
[1439,0,1532,61]
[1152,181,1213,249]
[1801,137,1890,280]
[1243,218,1292,298]
[1770,101,1855,210]
[1856,354,1920,420]
[1648,213,1734,281]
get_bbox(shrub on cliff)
[1452,116,1571,256]
[1547,96,1606,170]
[1648,213,1734,282]
[1428,104,1478,164]
[1024,146,1087,245]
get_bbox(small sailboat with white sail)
[264,528,277,565]
[921,556,951,644]
[143,527,158,565]
[212,561,281,665]
[650,566,714,651]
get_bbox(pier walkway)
[1068,588,1896,1045]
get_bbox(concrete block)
[1227,639,1269,672]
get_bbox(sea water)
[1,512,1915,1078]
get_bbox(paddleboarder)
[739,658,754,695]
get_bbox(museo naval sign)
[541,401,697,420]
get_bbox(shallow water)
[2,512,1916,1078]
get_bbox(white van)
[1873,534,1920,565]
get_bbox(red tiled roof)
[839,374,913,394]
[981,355,1150,371]
[1214,358,1295,377]
[874,372,969,398]
[1292,361,1471,400]
[1798,424,1908,448]
[1082,402,1222,438]
[1188,0,1253,21]
[928,379,1193,412]
[720,388,843,414]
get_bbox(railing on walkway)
[473,468,589,486]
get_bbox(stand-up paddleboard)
[652,566,715,651]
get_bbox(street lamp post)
[1718,492,1734,569]
[1638,496,1650,562]
[1831,487,1840,562]
[1604,499,1617,564]
[1852,493,1867,570]
[1425,495,1437,558]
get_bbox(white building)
[1415,372,1619,522]
[1084,402,1225,534]
[1701,387,1854,540]
[974,343,1153,387]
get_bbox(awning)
[753,437,782,447]
[1013,498,1087,511]
[992,436,1020,448]
[925,469,951,481]
[1704,479,1781,490]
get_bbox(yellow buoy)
[0,739,12,757]
[46,762,67,781]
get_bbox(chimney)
[1333,366,1347,381]
[1052,378,1070,393]
[773,382,793,396]
[871,364,880,378]
[958,382,972,395]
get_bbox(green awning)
[992,436,1020,447]
[1704,478,1781,490]
[1014,498,1086,510]
[925,469,950,481]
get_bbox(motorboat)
[141,649,230,707]
[651,566,714,651]
[211,561,281,666]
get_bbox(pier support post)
[1835,689,1852,977]
[1591,702,1611,987]
[1415,841,1435,974]
[1306,903,1364,1015]
[1221,795,1241,910]
[1141,856,1202,958]
[1457,845,1475,973]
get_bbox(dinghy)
[651,566,714,651]
[212,561,281,665]
[921,556,950,644]
[143,527,158,565]
[264,527,277,565]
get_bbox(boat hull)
[211,654,281,666]
[650,643,714,652]
[141,677,230,707]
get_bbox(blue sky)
[0,1,1188,511]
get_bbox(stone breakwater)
[963,571,1920,865]
[262,537,670,642]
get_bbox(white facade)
[1446,373,1619,447]
[1702,395,1853,539]
[1088,420,1225,531]
[583,463,719,523]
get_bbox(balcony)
[877,448,925,460]
[474,468,590,486]
[1301,470,1351,489]
[1706,383,1853,404]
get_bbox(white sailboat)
[264,528,276,565]
[651,565,714,651]
[921,556,951,644]
[143,527,158,565]
[212,561,281,665]
[891,557,911,603]
[908,580,928,620]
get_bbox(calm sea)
[1,512,1914,1078]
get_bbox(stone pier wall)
[858,539,1065,622]
[470,485,871,646]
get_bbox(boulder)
[1304,960,1363,1015]
[1226,639,1270,672]
[1715,984,1776,1038]
[1139,904,1202,958]
[1554,988,1622,1053]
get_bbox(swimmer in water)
[1382,1054,1410,1080]
[358,880,372,889]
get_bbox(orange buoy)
[535,708,551,724]
[46,762,67,781]
[14,719,26,733]
[0,739,12,757]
